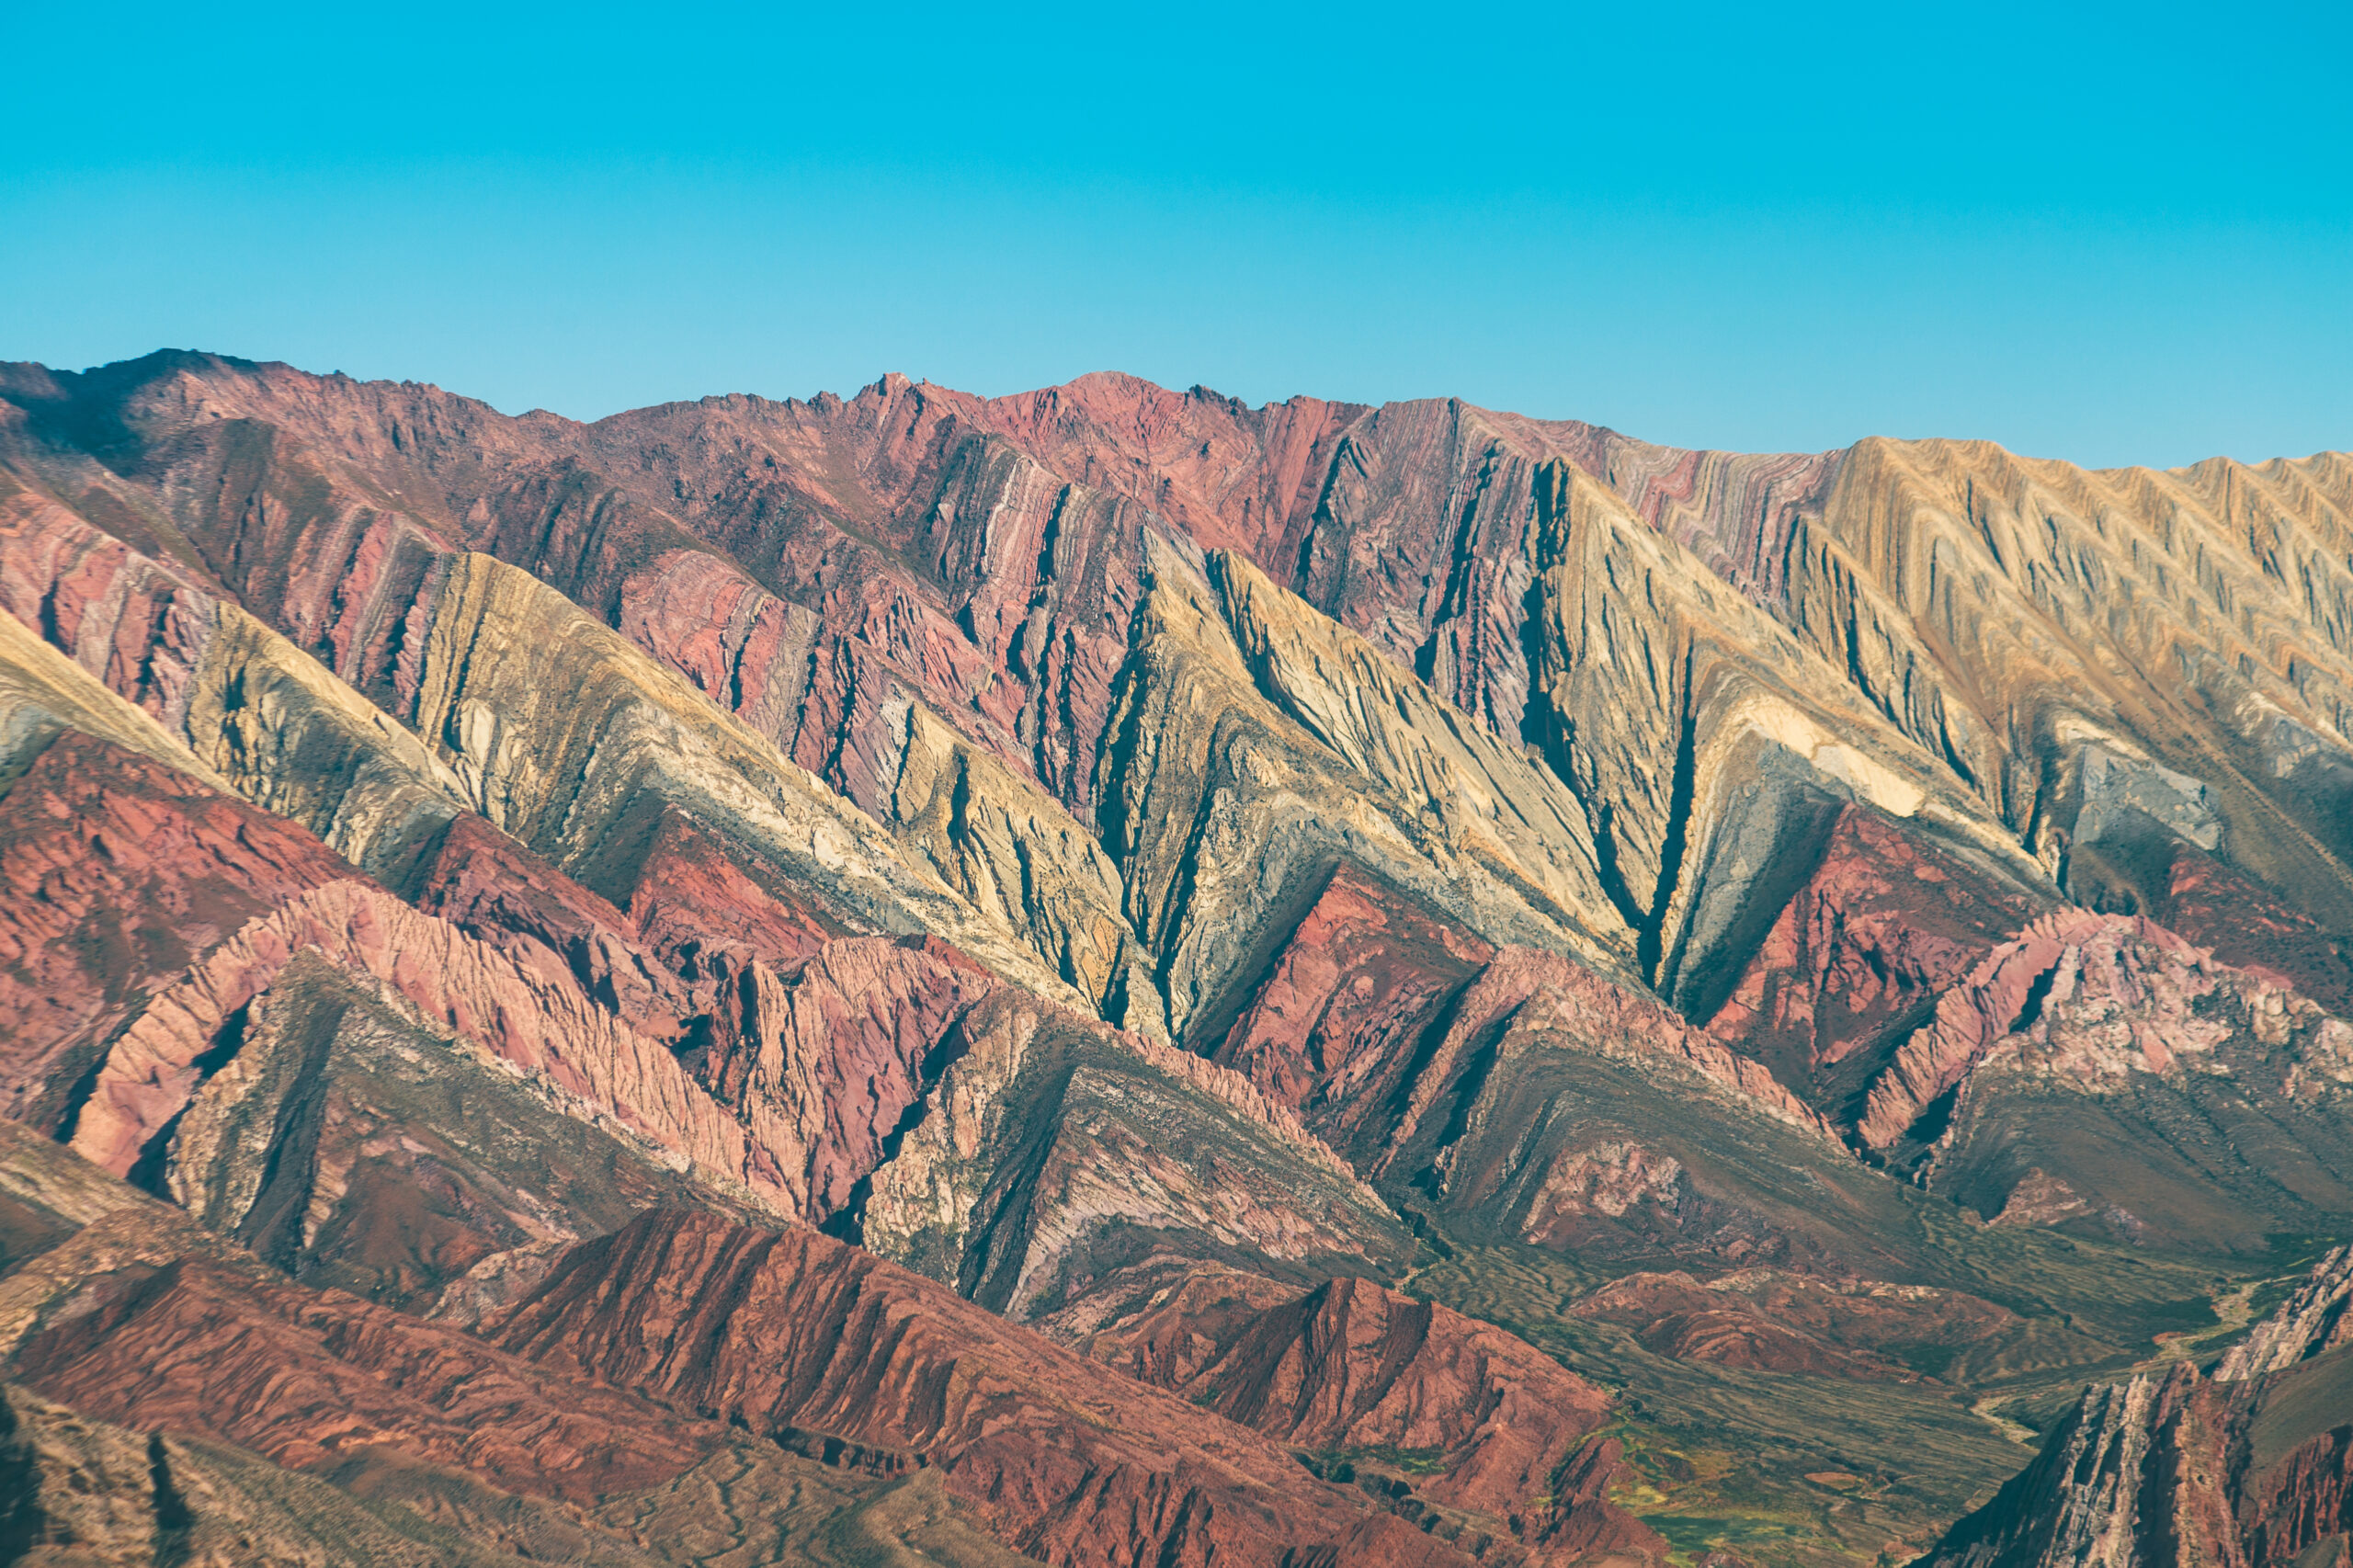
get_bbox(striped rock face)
[0,351,2350,1568]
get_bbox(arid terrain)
[0,350,2348,1567]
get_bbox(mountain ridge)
[0,346,2347,1568]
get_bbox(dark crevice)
[147,1433,194,1568]
[1938,717,1981,793]
[1639,659,1702,983]
[1031,487,1071,607]
[1414,472,1491,687]
[668,1014,716,1077]
[236,1080,332,1272]
[189,1004,253,1080]
[1175,857,1346,1059]
[123,1108,189,1200]
[820,1007,983,1246]
[1905,1084,1962,1149]
[1381,981,1478,1132]
[958,1062,1081,1312]
[1584,798,1648,942]
[1151,733,1233,999]
[50,1034,114,1147]
[1431,1028,1506,1154]
[111,1002,255,1199]
[2008,961,2061,1038]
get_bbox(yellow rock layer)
[1097,539,1641,1040]
[1522,461,2034,983]
[883,699,1143,1009]
[410,551,1086,1006]
[1210,549,1631,965]
[0,607,228,790]
[181,603,469,878]
[1785,440,2353,916]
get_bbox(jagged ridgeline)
[0,351,2348,1568]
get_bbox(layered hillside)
[0,349,2349,1567]
[1920,1247,2353,1568]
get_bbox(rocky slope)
[1855,912,2353,1250]
[3,349,2353,1567]
[1920,1247,2353,1568]
[1048,1262,1662,1564]
[460,1209,1490,1568]
[0,725,356,1131]
[0,1120,1472,1568]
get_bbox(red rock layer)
[2244,1422,2353,1568]
[1571,1268,2022,1381]
[1381,945,1836,1176]
[1211,864,1493,1150]
[0,483,221,723]
[1702,805,2048,1092]
[64,880,767,1200]
[1853,911,2117,1149]
[1209,868,1834,1180]
[2131,837,2353,1015]
[1847,908,2336,1152]
[904,371,1366,563]
[618,804,843,979]
[410,811,692,1040]
[473,1210,1472,1568]
[1063,1267,1657,1562]
[398,805,999,1227]
[0,728,358,1127]
[701,934,998,1224]
[14,1255,716,1503]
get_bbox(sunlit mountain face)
[1,349,2349,1568]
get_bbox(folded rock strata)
[469,1209,1475,1568]
[1922,1247,2353,1568]
[0,727,356,1130]
[162,949,718,1309]
[7,352,2353,1567]
[63,880,769,1203]
[1051,1260,1663,1565]
[1857,913,2353,1247]
[858,990,1410,1318]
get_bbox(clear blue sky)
[6,1,2347,467]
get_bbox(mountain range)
[0,349,2348,1567]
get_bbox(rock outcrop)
[2217,1246,2353,1381]
[0,727,355,1130]
[161,949,717,1309]
[858,991,1412,1318]
[1784,437,2353,932]
[470,1209,1474,1568]
[1210,862,1496,1149]
[1051,1262,1663,1564]
[0,602,223,790]
[1856,914,2353,1249]
[0,502,469,888]
[1518,461,2035,998]
[1095,539,1635,1042]
[62,880,772,1206]
[403,551,1083,1003]
[1699,803,2052,1101]
[1922,1248,2353,1568]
